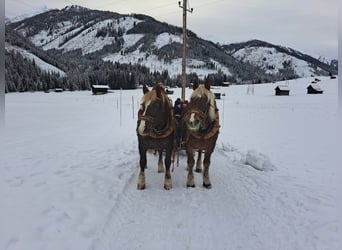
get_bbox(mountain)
[6,5,51,23]
[223,40,338,79]
[5,5,338,92]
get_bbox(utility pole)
[178,0,193,100]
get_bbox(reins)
[184,106,220,140]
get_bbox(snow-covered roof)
[92,85,109,89]
[275,85,290,91]
[308,84,322,91]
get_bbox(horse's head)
[183,80,217,133]
[137,83,171,137]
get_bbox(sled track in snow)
[90,148,265,250]
[90,147,139,250]
[91,146,338,250]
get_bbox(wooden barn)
[274,85,290,96]
[214,92,221,99]
[165,88,174,95]
[55,88,63,92]
[91,85,109,95]
[221,82,231,87]
[307,84,323,94]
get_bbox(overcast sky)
[5,0,338,59]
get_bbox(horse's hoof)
[203,183,212,189]
[195,168,202,173]
[187,183,195,188]
[164,178,172,190]
[137,184,146,190]
[158,168,165,173]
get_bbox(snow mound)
[245,150,276,171]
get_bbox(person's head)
[175,98,181,106]
[183,100,188,106]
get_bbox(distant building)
[165,88,174,95]
[91,85,109,95]
[55,88,63,92]
[307,84,323,94]
[275,85,290,96]
[214,93,221,99]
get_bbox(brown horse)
[137,83,175,190]
[182,80,220,188]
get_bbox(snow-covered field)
[1,77,340,250]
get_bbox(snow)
[104,52,231,78]
[309,84,323,91]
[91,85,109,89]
[1,77,340,250]
[233,47,315,77]
[153,32,182,49]
[27,17,144,55]
[5,43,66,77]
[245,150,276,172]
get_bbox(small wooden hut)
[55,88,63,92]
[275,85,290,96]
[91,85,109,95]
[165,88,174,95]
[214,93,221,99]
[307,84,323,94]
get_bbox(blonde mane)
[141,84,168,104]
[191,85,216,121]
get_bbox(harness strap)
[139,98,175,139]
[188,109,220,140]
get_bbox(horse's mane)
[191,85,216,121]
[141,83,169,105]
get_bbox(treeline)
[6,49,211,93]
[5,48,235,93]
[5,50,67,92]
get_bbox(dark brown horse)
[137,83,175,190]
[182,80,220,188]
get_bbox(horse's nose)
[189,120,199,127]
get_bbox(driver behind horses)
[174,98,189,150]
[174,98,183,149]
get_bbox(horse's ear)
[193,81,199,90]
[156,84,162,98]
[204,79,210,90]
[143,84,149,94]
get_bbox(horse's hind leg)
[202,151,212,188]
[137,148,147,190]
[157,150,164,173]
[163,149,172,190]
[186,148,195,187]
[195,150,202,173]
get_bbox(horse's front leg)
[164,148,172,190]
[186,147,195,187]
[137,147,147,190]
[202,151,212,188]
[195,150,202,173]
[157,150,164,173]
